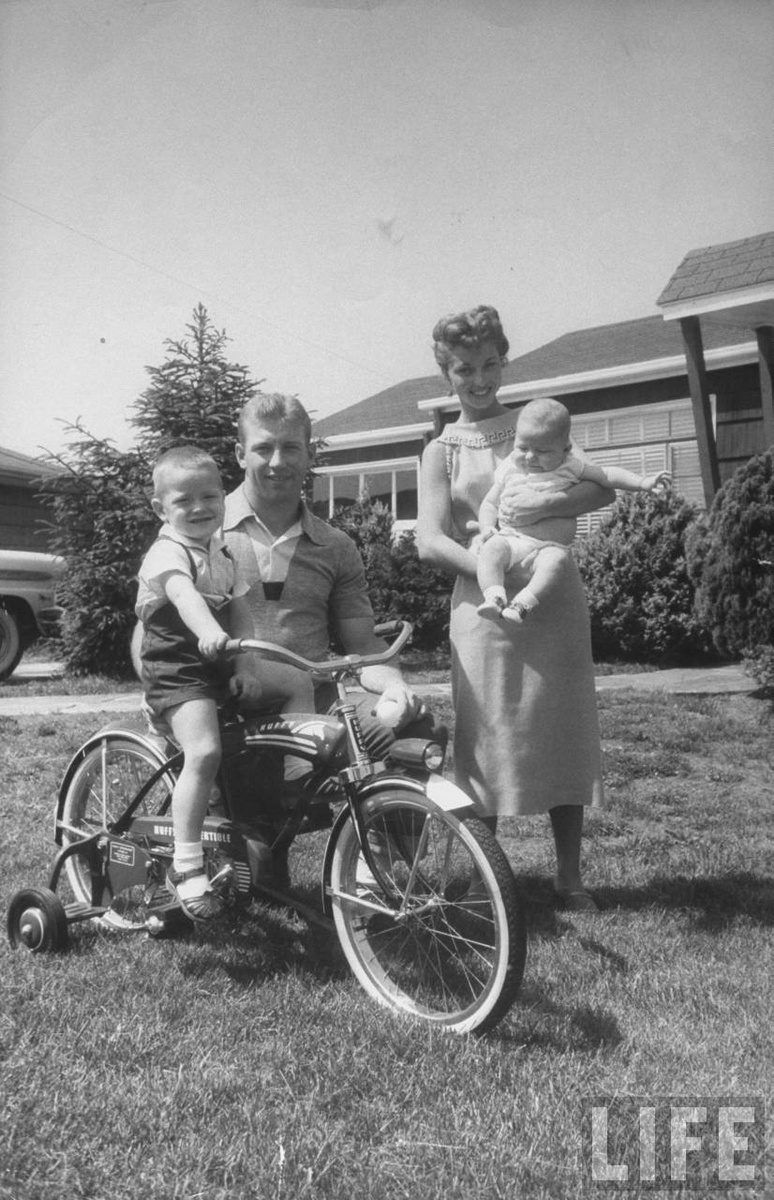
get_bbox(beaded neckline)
[438,409,517,448]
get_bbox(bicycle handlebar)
[225,619,412,678]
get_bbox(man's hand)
[373,683,424,730]
[230,666,263,704]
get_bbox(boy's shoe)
[166,867,224,923]
[477,596,506,621]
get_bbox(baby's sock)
[477,586,507,619]
[511,587,539,612]
[502,587,540,625]
[483,586,507,605]
[172,841,208,899]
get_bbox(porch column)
[755,325,774,447]
[680,316,721,503]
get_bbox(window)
[311,457,420,529]
[572,397,707,536]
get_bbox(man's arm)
[334,615,423,726]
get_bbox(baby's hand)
[198,630,229,660]
[642,471,672,492]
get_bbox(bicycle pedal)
[208,863,235,894]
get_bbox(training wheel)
[7,887,69,953]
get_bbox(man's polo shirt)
[222,485,373,662]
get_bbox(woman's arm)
[416,440,478,579]
[498,479,614,527]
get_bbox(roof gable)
[657,231,774,306]
[313,313,754,438]
[0,445,61,483]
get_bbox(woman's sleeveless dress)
[438,411,604,817]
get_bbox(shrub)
[40,429,155,676]
[686,449,774,660]
[329,495,453,650]
[576,487,713,663]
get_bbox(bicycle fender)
[54,727,172,844]
[425,774,475,813]
[320,775,474,917]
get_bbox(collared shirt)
[222,484,373,662]
[135,528,247,622]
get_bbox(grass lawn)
[1,689,772,1200]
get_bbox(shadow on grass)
[516,869,774,932]
[594,872,774,930]
[177,888,349,987]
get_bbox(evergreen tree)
[131,303,259,492]
[41,306,262,674]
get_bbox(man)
[221,393,444,886]
[223,392,426,736]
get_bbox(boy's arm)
[579,462,672,492]
[163,572,229,659]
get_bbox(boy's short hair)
[152,446,222,498]
[517,397,571,442]
[237,393,312,444]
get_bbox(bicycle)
[7,621,527,1034]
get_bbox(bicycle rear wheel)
[328,789,526,1034]
[59,736,177,929]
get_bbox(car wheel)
[0,607,23,680]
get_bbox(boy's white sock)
[173,841,204,877]
[483,586,507,605]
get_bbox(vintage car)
[0,548,65,680]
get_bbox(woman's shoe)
[166,867,224,923]
[553,883,599,913]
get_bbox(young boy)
[136,446,312,921]
[476,397,670,623]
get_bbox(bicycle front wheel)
[328,789,526,1034]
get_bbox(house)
[0,446,61,551]
[312,231,774,533]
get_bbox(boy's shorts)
[141,654,232,719]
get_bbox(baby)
[476,397,670,623]
[136,445,313,921]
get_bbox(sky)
[1,0,773,460]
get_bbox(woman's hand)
[497,486,555,526]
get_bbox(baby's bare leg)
[503,544,572,624]
[477,535,514,619]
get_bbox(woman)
[416,305,611,911]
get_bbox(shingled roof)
[313,313,754,439]
[657,231,774,307]
[0,445,61,484]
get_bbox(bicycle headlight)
[386,738,446,773]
